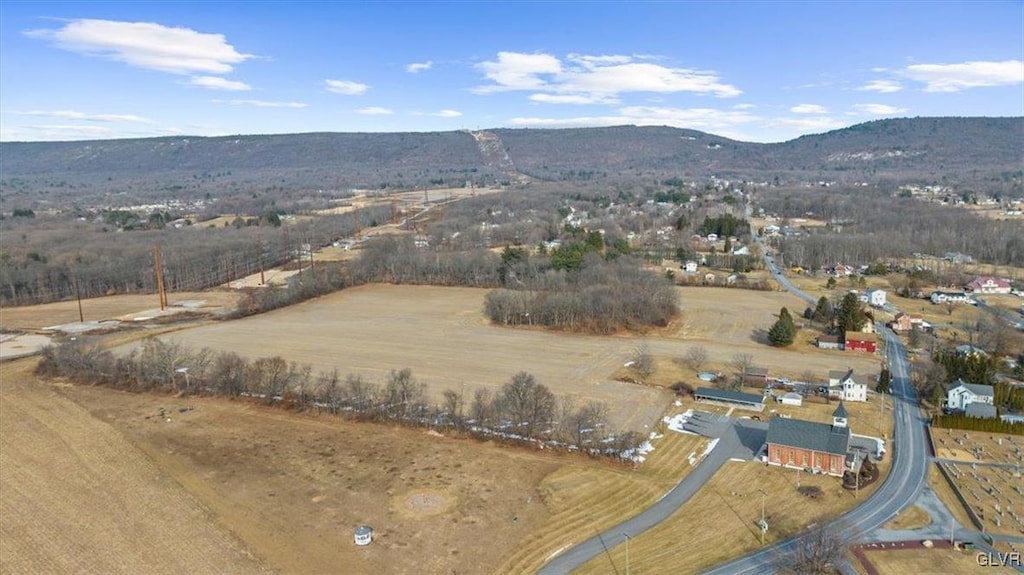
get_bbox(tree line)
[35,338,644,459]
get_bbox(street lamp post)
[759,489,768,545]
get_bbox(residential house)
[966,276,1012,295]
[816,334,842,350]
[706,233,719,242]
[844,332,878,353]
[763,224,781,237]
[946,380,995,411]
[765,402,851,477]
[683,261,698,273]
[891,313,925,332]
[930,291,973,305]
[732,246,751,256]
[864,289,887,308]
[827,369,868,402]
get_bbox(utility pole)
[257,234,265,286]
[73,274,84,322]
[153,244,166,311]
[622,532,631,575]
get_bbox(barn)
[844,331,877,353]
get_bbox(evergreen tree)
[812,296,832,326]
[837,292,868,333]
[768,307,797,347]
[876,368,891,394]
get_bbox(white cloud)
[475,51,740,100]
[25,18,252,75]
[528,93,618,105]
[475,52,562,93]
[790,104,829,114]
[903,59,1024,92]
[430,109,462,118]
[733,103,757,110]
[859,79,903,93]
[190,75,251,91]
[357,107,393,115]
[853,103,908,115]
[213,99,307,108]
[16,124,116,138]
[325,79,369,95]
[406,60,433,73]
[18,110,155,123]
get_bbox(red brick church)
[765,402,851,477]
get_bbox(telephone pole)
[257,234,265,286]
[153,244,167,311]
[73,274,84,322]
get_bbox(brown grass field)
[3,356,719,574]
[928,464,981,534]
[934,461,1024,537]
[0,360,267,574]
[575,460,886,574]
[932,428,1024,466]
[130,284,880,431]
[0,290,241,331]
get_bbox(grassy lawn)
[575,460,884,574]
[884,505,932,530]
[853,547,1004,575]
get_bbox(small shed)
[354,525,373,546]
[743,366,770,387]
[816,334,842,350]
[778,392,803,406]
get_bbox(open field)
[136,285,880,431]
[0,290,241,331]
[0,359,267,574]
[576,460,885,574]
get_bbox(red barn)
[844,331,877,353]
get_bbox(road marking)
[546,543,572,562]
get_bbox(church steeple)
[832,401,849,429]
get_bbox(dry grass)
[766,392,895,442]
[854,548,997,575]
[576,461,883,574]
[884,505,932,530]
[0,290,241,331]
[0,359,267,574]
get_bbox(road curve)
[538,425,742,574]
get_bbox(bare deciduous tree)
[773,521,851,575]
[632,341,655,382]
[684,345,708,372]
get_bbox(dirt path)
[0,359,267,574]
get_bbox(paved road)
[703,326,929,573]
[538,423,744,574]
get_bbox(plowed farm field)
[0,360,267,574]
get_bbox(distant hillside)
[1,118,1020,200]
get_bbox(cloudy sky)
[1,1,1021,142]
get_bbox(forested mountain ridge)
[1,117,1020,198]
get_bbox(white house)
[930,291,973,305]
[732,246,751,256]
[827,369,868,402]
[864,289,887,308]
[967,276,1012,295]
[946,380,995,411]
[683,261,698,273]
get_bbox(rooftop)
[767,417,850,456]
[694,387,764,406]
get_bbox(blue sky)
[1,1,1021,142]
